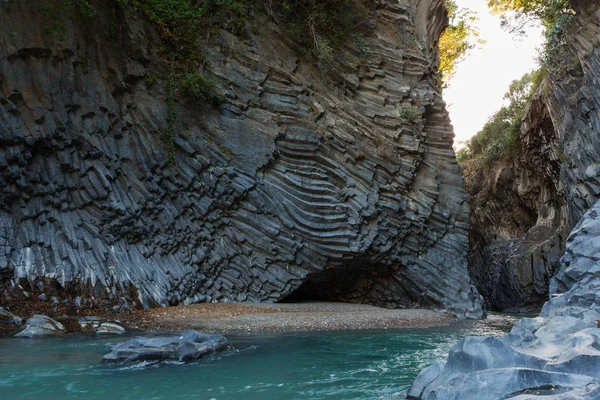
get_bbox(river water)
[0,313,519,400]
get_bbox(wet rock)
[78,316,102,333]
[0,307,22,325]
[14,315,66,338]
[78,317,125,335]
[102,330,231,363]
[409,200,600,399]
[96,322,126,335]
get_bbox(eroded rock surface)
[0,0,482,317]
[408,200,600,399]
[102,330,231,363]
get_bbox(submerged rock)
[102,330,231,363]
[409,200,600,399]
[14,315,66,338]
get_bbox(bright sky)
[444,0,545,146]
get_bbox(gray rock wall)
[408,199,600,399]
[0,0,483,317]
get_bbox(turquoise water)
[0,313,518,400]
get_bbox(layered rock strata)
[409,199,600,399]
[0,0,482,317]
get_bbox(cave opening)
[279,261,419,309]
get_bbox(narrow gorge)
[463,0,600,313]
[1,0,600,399]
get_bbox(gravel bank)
[126,302,454,334]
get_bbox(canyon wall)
[0,0,483,317]
[409,198,600,399]
[464,0,600,312]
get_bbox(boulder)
[78,317,126,335]
[14,315,66,338]
[409,200,600,398]
[96,322,126,335]
[78,316,102,332]
[102,330,231,363]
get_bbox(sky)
[443,0,545,147]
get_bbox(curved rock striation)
[408,199,600,399]
[0,1,482,317]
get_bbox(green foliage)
[353,33,368,58]
[556,143,564,163]
[530,65,548,93]
[456,147,469,163]
[165,71,178,165]
[139,0,203,62]
[62,0,97,18]
[540,12,574,73]
[438,0,483,88]
[80,56,89,74]
[270,0,365,64]
[487,0,571,32]
[398,106,420,123]
[179,72,223,105]
[145,74,157,87]
[459,71,538,164]
[487,0,574,73]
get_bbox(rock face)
[464,0,600,312]
[0,0,482,317]
[408,200,600,399]
[462,126,567,312]
[102,330,231,363]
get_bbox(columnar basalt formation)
[0,0,482,317]
[464,0,600,312]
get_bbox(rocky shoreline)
[125,302,454,334]
[1,302,454,338]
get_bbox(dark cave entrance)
[279,262,420,309]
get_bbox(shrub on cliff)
[458,71,537,164]
[438,0,483,89]
[179,72,223,105]
[487,0,574,74]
